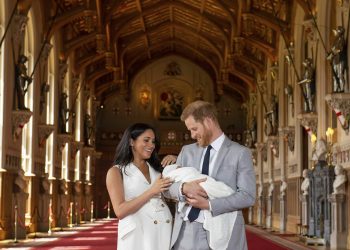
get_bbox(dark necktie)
[188,145,212,222]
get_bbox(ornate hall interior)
[0,0,350,249]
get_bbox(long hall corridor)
[0,219,324,250]
[1,0,350,249]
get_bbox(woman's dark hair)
[113,123,162,173]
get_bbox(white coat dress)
[116,163,172,250]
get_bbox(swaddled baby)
[163,164,237,250]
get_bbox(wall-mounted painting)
[159,89,184,120]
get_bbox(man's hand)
[186,194,210,209]
[182,178,207,198]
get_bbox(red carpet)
[31,220,295,250]
[246,229,293,250]
[32,219,117,250]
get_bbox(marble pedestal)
[257,196,263,226]
[248,206,253,224]
[266,196,272,229]
[300,194,309,235]
[279,195,286,232]
[329,193,347,250]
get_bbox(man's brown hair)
[180,100,218,124]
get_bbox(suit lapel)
[211,136,231,177]
[194,145,204,171]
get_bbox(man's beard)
[197,126,212,147]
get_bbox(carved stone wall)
[286,178,300,217]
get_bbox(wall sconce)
[326,127,334,144]
[284,84,293,101]
[139,87,151,109]
[326,127,334,165]
[270,62,278,80]
[311,134,317,149]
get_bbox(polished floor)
[0,219,331,250]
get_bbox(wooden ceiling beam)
[75,53,105,73]
[119,22,224,65]
[228,68,255,90]
[135,0,151,59]
[48,6,86,38]
[111,1,229,47]
[125,39,220,82]
[62,32,97,59]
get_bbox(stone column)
[255,143,265,227]
[257,190,264,226]
[266,180,274,229]
[85,187,93,222]
[38,175,51,232]
[12,169,29,239]
[328,193,347,249]
[248,206,253,225]
[279,180,287,232]
[73,181,82,225]
[300,194,309,235]
[57,179,68,228]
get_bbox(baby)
[163,164,237,250]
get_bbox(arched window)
[45,37,55,177]
[75,150,80,181]
[84,95,92,182]
[0,0,5,170]
[74,78,82,181]
[85,155,91,182]
[61,59,71,180]
[21,10,34,174]
[75,81,82,141]
[61,143,68,180]
[62,61,70,133]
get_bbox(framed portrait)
[158,89,184,120]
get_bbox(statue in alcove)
[59,92,69,133]
[301,169,310,195]
[84,114,94,146]
[250,116,257,143]
[312,139,327,162]
[327,26,347,93]
[298,58,315,113]
[280,178,287,196]
[15,54,32,110]
[264,95,278,136]
[332,165,347,194]
[244,130,253,148]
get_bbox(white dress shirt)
[182,133,225,222]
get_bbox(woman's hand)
[161,155,177,167]
[149,175,173,195]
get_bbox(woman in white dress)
[106,123,174,250]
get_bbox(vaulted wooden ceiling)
[38,0,314,103]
